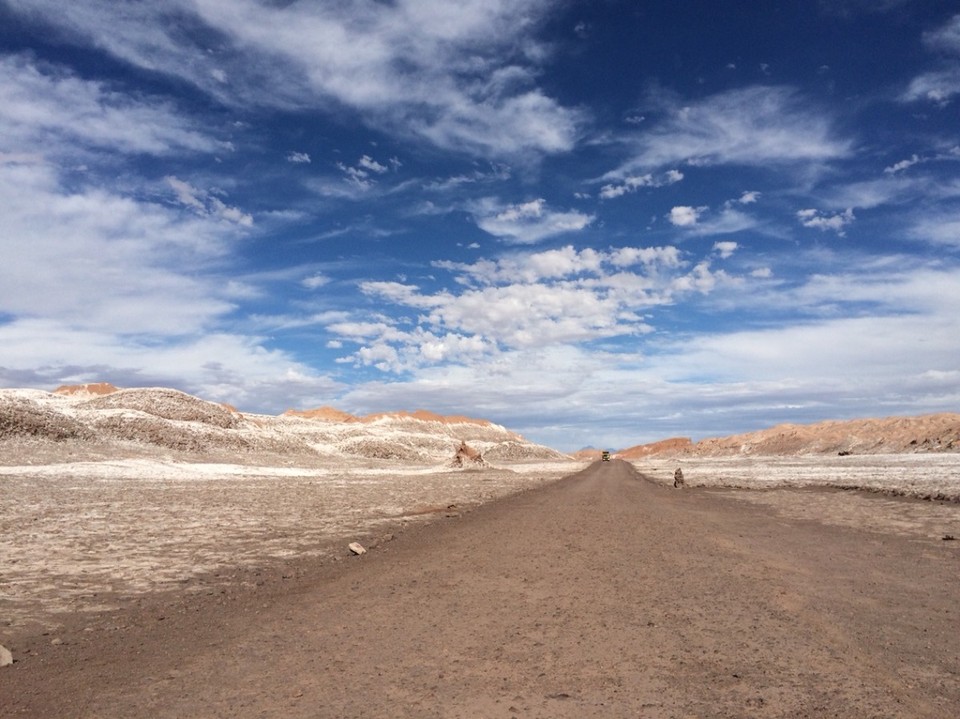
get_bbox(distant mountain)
[2,385,571,465]
[617,414,960,457]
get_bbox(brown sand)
[3,459,959,717]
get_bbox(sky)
[1,0,959,451]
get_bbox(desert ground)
[0,457,575,636]
[2,387,960,716]
[2,459,959,718]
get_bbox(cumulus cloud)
[796,207,855,235]
[4,0,584,159]
[329,263,960,448]
[472,198,594,244]
[333,155,395,192]
[668,205,703,227]
[327,243,741,373]
[713,241,738,259]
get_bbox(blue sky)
[1,0,959,451]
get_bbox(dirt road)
[4,460,959,717]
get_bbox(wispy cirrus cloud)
[901,14,960,105]
[5,0,583,159]
[0,54,227,158]
[907,210,960,246]
[609,85,851,175]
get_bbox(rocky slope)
[0,385,570,465]
[618,413,960,458]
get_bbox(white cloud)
[599,169,683,200]
[713,241,738,259]
[358,155,388,174]
[737,190,760,204]
[0,320,341,414]
[325,259,960,449]
[901,15,960,105]
[329,243,743,372]
[611,85,850,175]
[923,13,960,55]
[0,163,248,334]
[472,198,594,244]
[796,207,855,235]
[901,69,960,104]
[668,205,703,227]
[4,0,584,159]
[0,54,225,158]
[302,273,332,290]
[686,208,757,236]
[165,176,253,227]
[608,246,684,269]
[884,154,921,174]
[908,211,960,246]
[337,289,960,449]
[0,160,341,412]
[287,151,311,164]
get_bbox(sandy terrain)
[0,458,577,636]
[3,460,959,718]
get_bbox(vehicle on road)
[601,450,611,461]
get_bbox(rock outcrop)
[0,386,569,465]
[449,440,489,469]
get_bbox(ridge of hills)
[6,383,958,463]
[1,384,569,465]
[617,413,960,458]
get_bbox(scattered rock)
[673,467,685,488]
[449,440,489,468]
[943,535,956,541]
[348,542,366,555]
[0,644,12,667]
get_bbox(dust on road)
[4,459,959,718]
